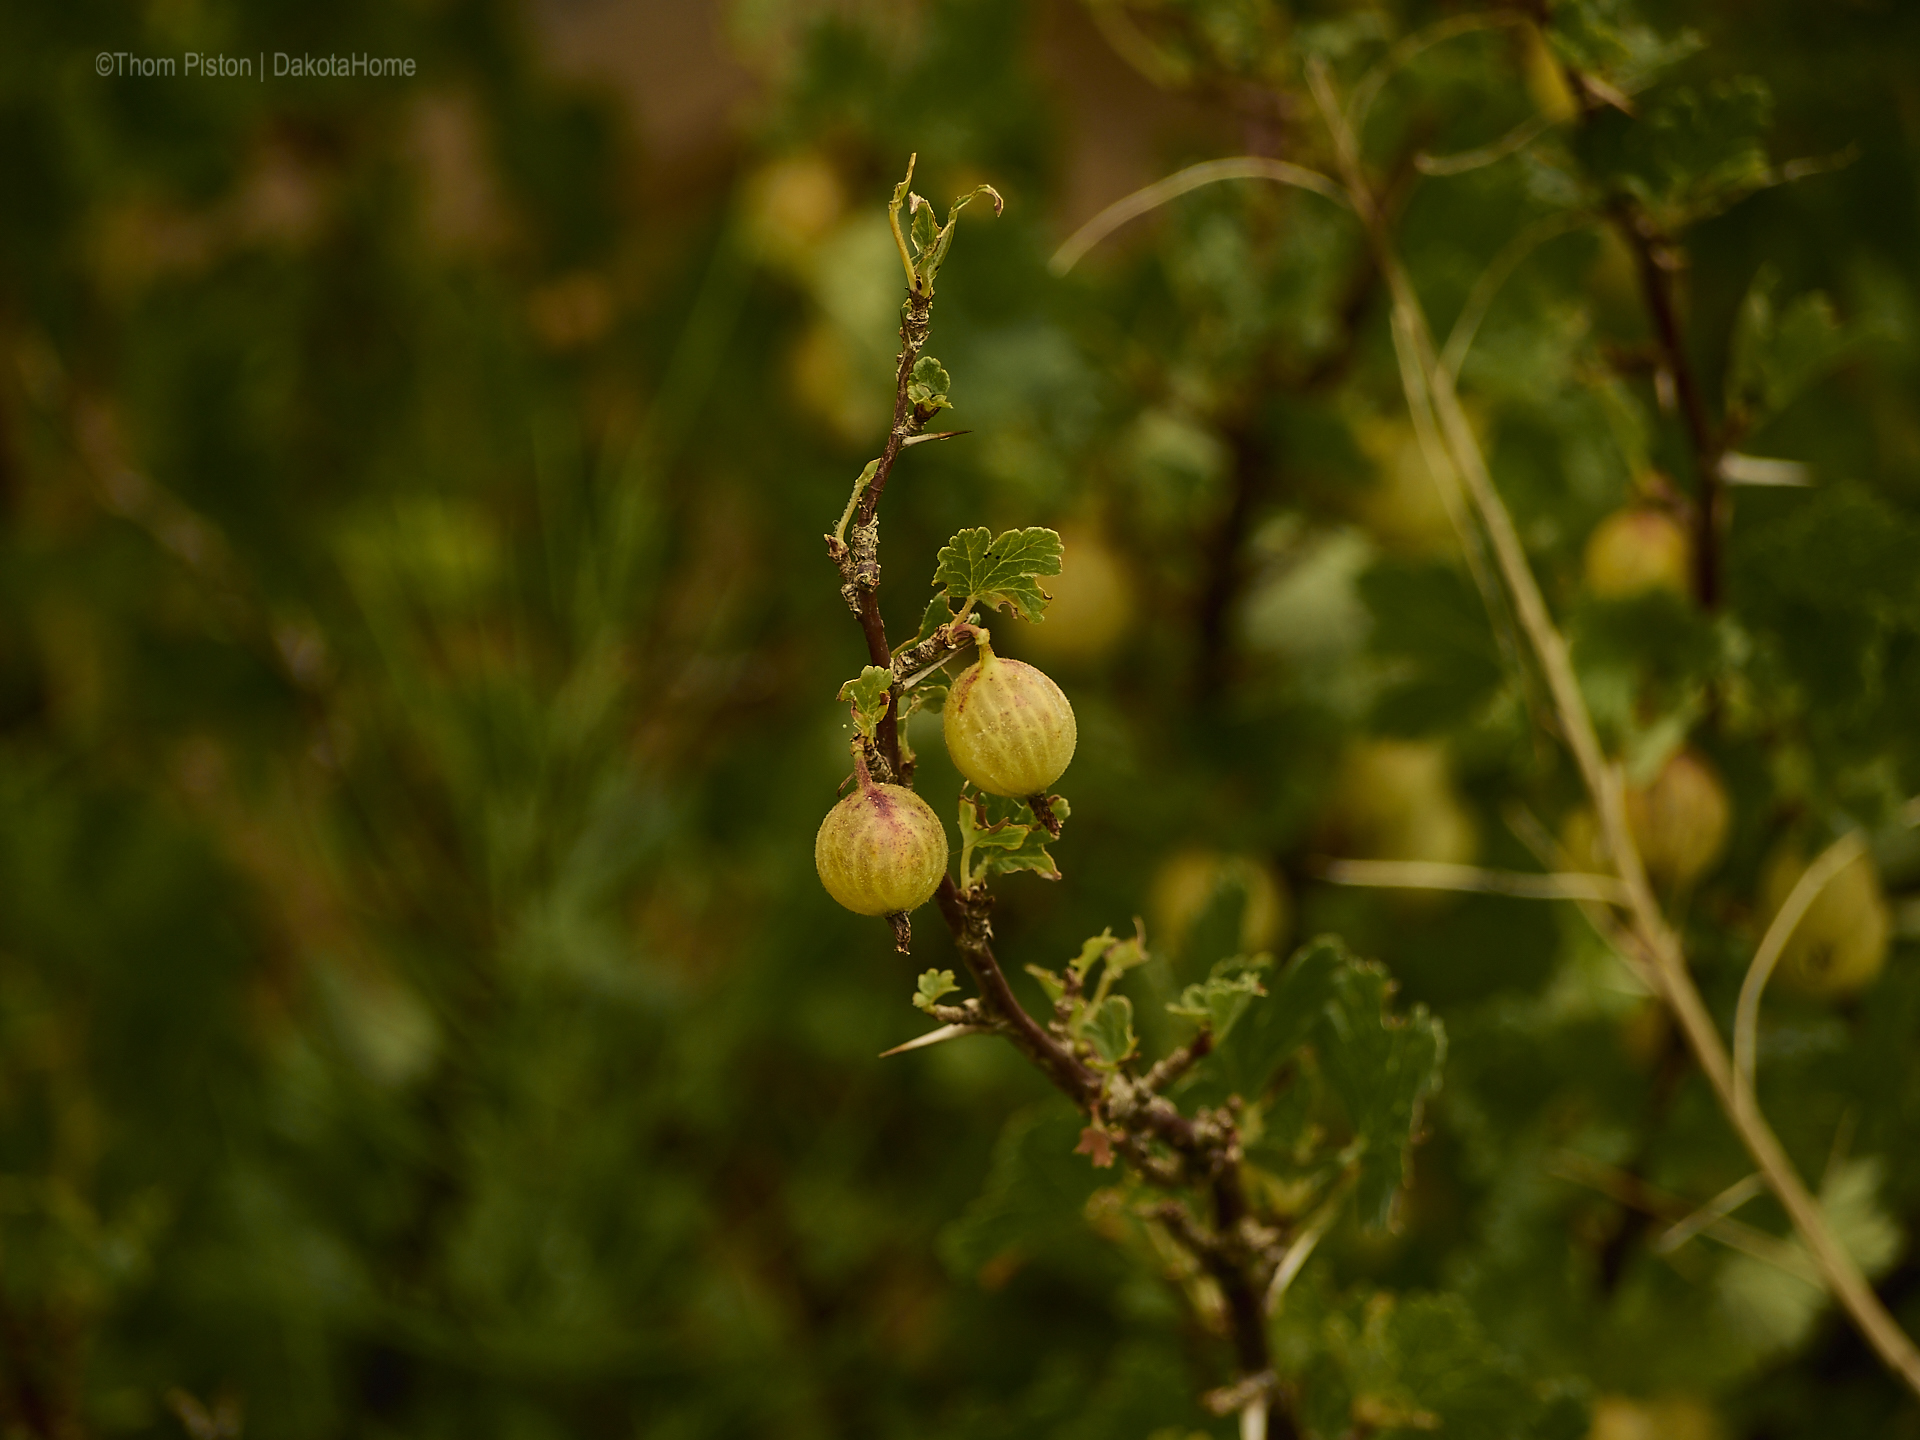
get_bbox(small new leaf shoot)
[1081,995,1137,1069]
[1068,930,1118,981]
[957,792,1068,888]
[832,458,882,548]
[1167,968,1268,1043]
[1024,964,1066,1003]
[908,355,954,414]
[838,666,893,740]
[913,969,961,1013]
[909,196,940,260]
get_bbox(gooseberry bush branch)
[1047,10,1919,1401]
[1299,54,1920,1398]
[817,158,1448,1439]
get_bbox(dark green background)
[2,1,1919,1436]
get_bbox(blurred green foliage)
[3,0,1920,1437]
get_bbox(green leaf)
[912,969,959,1013]
[1196,938,1444,1229]
[1731,485,1920,715]
[1081,994,1137,1068]
[1166,965,1268,1042]
[938,1100,1110,1284]
[932,527,1065,623]
[1820,1157,1902,1278]
[1204,938,1345,1102]
[913,185,1005,294]
[1247,1068,1317,1171]
[909,594,958,650]
[1716,1156,1902,1357]
[898,682,947,721]
[1068,929,1118,980]
[1726,266,1852,426]
[1549,0,1702,97]
[1576,78,1775,230]
[909,195,940,260]
[956,791,1067,890]
[837,665,893,740]
[1101,931,1150,981]
[1299,1349,1356,1440]
[929,188,1003,273]
[957,792,1068,887]
[949,185,1005,222]
[1024,964,1065,1004]
[1328,1292,1565,1440]
[907,355,953,414]
[1314,957,1446,1230]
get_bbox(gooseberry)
[1589,1395,1719,1440]
[1351,417,1457,555]
[815,748,949,916]
[1624,748,1730,889]
[943,633,1077,798]
[1017,527,1135,666]
[1150,849,1289,960]
[1583,506,1691,600]
[1323,738,1478,867]
[1760,844,1891,997]
[740,152,845,263]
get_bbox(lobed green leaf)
[1080,994,1137,1069]
[956,791,1068,887]
[837,665,894,740]
[1192,938,1444,1229]
[1726,266,1852,426]
[932,526,1064,623]
[1166,964,1269,1044]
[907,354,954,414]
[913,969,960,1012]
[938,1101,1110,1284]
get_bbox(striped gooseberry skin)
[815,761,949,916]
[943,639,1076,798]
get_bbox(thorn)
[880,1022,988,1057]
[1575,70,1636,115]
[902,429,970,446]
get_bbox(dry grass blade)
[1322,858,1630,904]
[1048,157,1348,276]
[1304,53,1920,1398]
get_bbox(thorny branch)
[1305,56,1920,1400]
[824,274,932,778]
[1531,39,1728,607]
[826,163,1297,1432]
[1611,202,1724,607]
